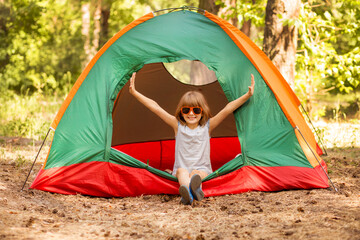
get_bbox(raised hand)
[248,74,255,96]
[127,71,178,131]
[129,72,136,95]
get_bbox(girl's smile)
[183,111,202,128]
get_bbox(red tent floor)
[31,160,329,197]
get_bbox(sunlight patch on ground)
[0,182,7,190]
[314,122,360,148]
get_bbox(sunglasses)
[181,106,203,115]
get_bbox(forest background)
[0,0,359,148]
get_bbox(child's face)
[181,107,202,126]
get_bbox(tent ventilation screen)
[163,60,217,86]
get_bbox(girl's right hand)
[129,72,136,94]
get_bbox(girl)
[129,72,255,205]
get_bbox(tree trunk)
[81,0,102,68]
[240,0,256,37]
[218,0,238,28]
[100,1,111,47]
[198,0,220,14]
[263,0,300,86]
[91,0,101,55]
[241,20,251,37]
[81,2,91,68]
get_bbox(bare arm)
[129,72,178,133]
[209,74,255,133]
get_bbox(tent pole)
[21,128,52,191]
[300,104,328,156]
[153,6,205,15]
[295,126,337,192]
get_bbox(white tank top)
[172,121,212,176]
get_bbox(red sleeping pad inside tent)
[112,137,241,171]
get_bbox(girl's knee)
[190,169,200,175]
[190,170,208,179]
[176,168,189,176]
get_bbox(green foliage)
[215,0,267,44]
[0,0,199,138]
[216,0,266,26]
[0,0,83,95]
[295,0,360,96]
[0,0,198,97]
[215,0,359,112]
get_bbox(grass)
[302,91,360,121]
[15,154,27,168]
[314,121,360,148]
[0,93,63,141]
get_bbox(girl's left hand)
[248,74,255,96]
[129,72,137,95]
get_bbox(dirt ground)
[0,137,359,240]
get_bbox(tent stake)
[300,104,328,156]
[21,128,51,191]
[295,126,337,192]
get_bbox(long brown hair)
[175,91,211,126]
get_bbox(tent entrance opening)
[111,61,241,173]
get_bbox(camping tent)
[31,7,330,197]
